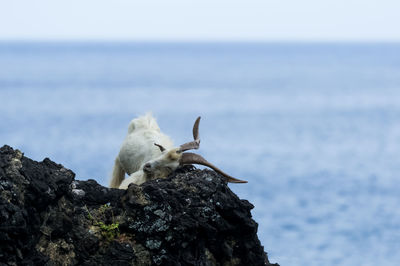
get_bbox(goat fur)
[111,113,247,189]
[110,113,174,188]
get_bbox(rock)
[0,145,278,266]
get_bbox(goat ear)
[179,152,247,183]
[154,143,166,152]
[179,116,201,152]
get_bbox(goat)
[110,114,247,189]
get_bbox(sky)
[0,0,399,41]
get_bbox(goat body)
[110,114,174,188]
[110,114,247,189]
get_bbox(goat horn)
[192,116,200,140]
[154,143,166,152]
[179,152,247,183]
[178,116,201,152]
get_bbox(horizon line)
[1,38,400,45]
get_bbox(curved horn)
[178,116,201,152]
[154,143,166,152]
[192,116,200,140]
[180,152,247,183]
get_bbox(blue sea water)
[1,42,400,265]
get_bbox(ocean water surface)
[1,42,399,265]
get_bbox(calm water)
[1,42,400,265]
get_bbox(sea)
[0,42,399,265]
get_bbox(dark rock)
[0,145,279,266]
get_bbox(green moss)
[84,205,94,220]
[84,204,120,241]
[96,221,120,241]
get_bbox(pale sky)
[0,0,399,41]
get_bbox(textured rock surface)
[0,145,278,266]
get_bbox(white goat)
[110,114,247,189]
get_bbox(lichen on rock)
[0,145,278,266]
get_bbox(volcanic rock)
[0,145,278,266]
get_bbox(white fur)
[119,170,147,188]
[118,148,182,188]
[110,113,174,188]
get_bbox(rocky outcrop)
[0,145,278,266]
